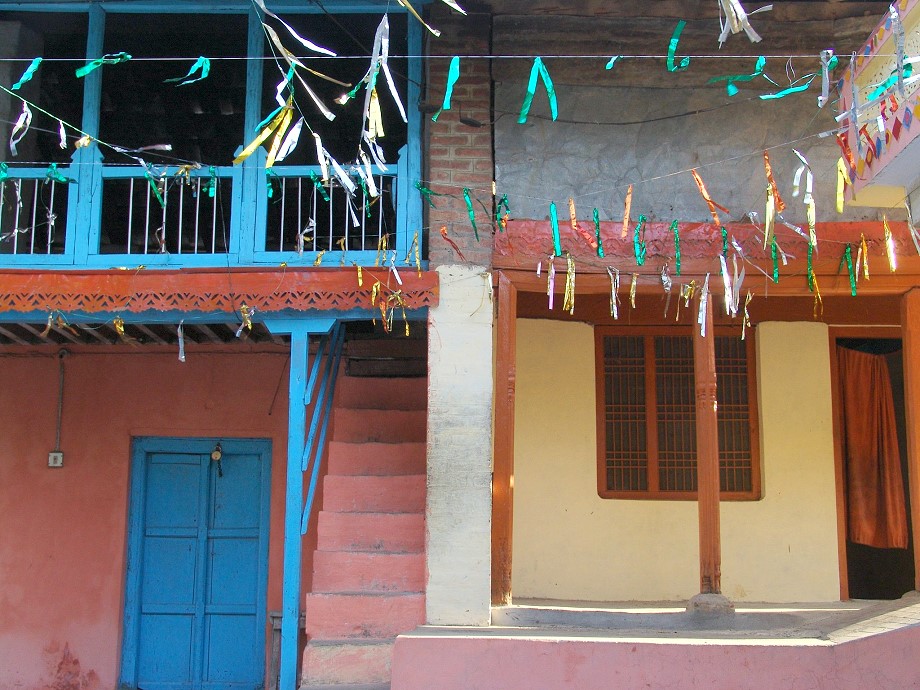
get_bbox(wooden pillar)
[693,290,722,595]
[900,289,920,590]
[492,272,517,605]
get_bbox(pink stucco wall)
[391,626,920,690]
[0,345,305,689]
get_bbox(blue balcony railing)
[0,144,414,269]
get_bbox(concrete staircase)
[301,374,427,689]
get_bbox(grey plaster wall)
[494,81,886,225]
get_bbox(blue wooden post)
[265,317,335,690]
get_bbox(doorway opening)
[836,338,914,600]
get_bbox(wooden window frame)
[594,326,761,501]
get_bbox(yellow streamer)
[621,184,633,239]
[233,98,294,167]
[836,158,847,214]
[884,215,897,272]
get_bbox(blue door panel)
[141,536,198,605]
[205,614,260,683]
[138,614,194,684]
[121,438,271,690]
[208,538,259,606]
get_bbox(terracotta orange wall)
[0,345,303,689]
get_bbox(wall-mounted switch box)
[48,452,64,468]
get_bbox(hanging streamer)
[607,267,620,319]
[770,236,779,283]
[836,157,847,214]
[906,200,920,256]
[236,304,254,338]
[667,21,691,72]
[764,184,777,249]
[690,169,729,226]
[432,56,461,122]
[568,197,598,249]
[463,188,479,241]
[621,184,633,239]
[593,208,604,258]
[843,245,856,297]
[253,0,335,56]
[817,50,837,108]
[233,97,295,167]
[630,273,638,309]
[858,233,869,280]
[9,101,32,156]
[606,56,622,70]
[44,163,75,185]
[661,264,673,318]
[792,149,817,247]
[698,274,711,338]
[438,0,467,14]
[742,291,753,340]
[670,219,681,275]
[395,0,442,37]
[718,0,771,45]
[633,215,647,266]
[759,75,815,100]
[563,252,576,315]
[165,56,211,86]
[884,215,897,273]
[707,55,765,96]
[439,225,467,261]
[11,57,42,90]
[75,52,131,78]
[518,58,558,124]
[177,322,186,363]
[496,194,511,231]
[891,4,906,98]
[549,202,562,257]
[547,255,556,310]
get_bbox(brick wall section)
[425,6,494,268]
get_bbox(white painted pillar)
[425,265,494,625]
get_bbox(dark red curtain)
[837,347,908,549]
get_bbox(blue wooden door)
[120,438,271,690]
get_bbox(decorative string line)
[0,53,908,62]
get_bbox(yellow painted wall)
[512,319,840,602]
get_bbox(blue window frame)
[0,0,423,269]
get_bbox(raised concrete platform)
[391,594,920,689]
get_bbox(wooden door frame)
[119,436,272,688]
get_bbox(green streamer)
[771,236,779,283]
[44,163,75,185]
[518,57,558,124]
[634,214,647,266]
[432,56,461,122]
[605,56,622,70]
[309,171,330,202]
[707,56,765,96]
[759,75,816,101]
[144,171,166,209]
[165,56,211,86]
[0,162,9,182]
[807,243,816,292]
[667,21,691,73]
[463,188,479,241]
[357,177,372,217]
[75,52,131,78]
[867,59,915,101]
[205,166,218,199]
[266,167,277,199]
[12,57,42,91]
[720,226,728,259]
[496,193,511,231]
[415,180,441,208]
[593,208,604,258]
[843,244,857,296]
[670,220,681,275]
[549,202,561,257]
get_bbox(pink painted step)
[312,551,425,594]
[332,408,426,443]
[301,640,394,686]
[323,475,425,514]
[335,375,427,411]
[317,511,425,553]
[305,593,425,639]
[327,441,426,476]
